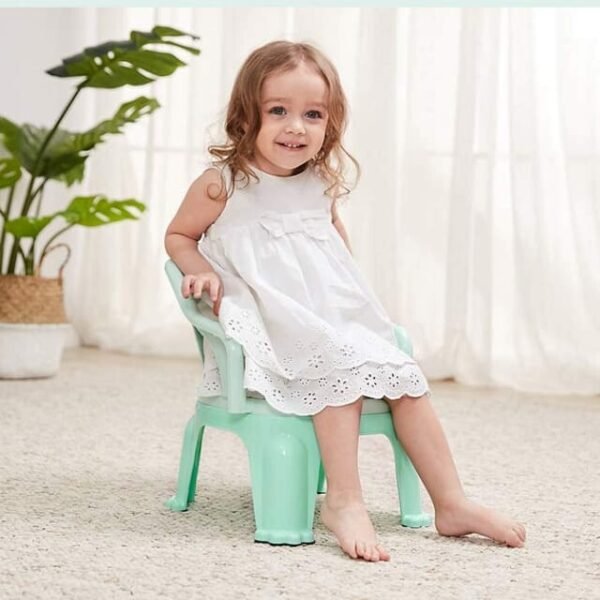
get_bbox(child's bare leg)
[312,398,390,562]
[387,394,526,547]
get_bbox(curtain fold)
[2,7,598,394]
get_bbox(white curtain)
[1,7,599,395]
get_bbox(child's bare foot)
[320,493,390,562]
[435,494,526,547]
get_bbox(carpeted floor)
[1,348,599,599]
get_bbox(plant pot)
[0,323,70,378]
[0,275,68,379]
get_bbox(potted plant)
[0,25,200,378]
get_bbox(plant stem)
[25,239,35,275]
[6,83,84,274]
[0,184,16,274]
[25,236,36,275]
[34,180,47,218]
[16,245,27,273]
[24,182,48,274]
[22,85,83,217]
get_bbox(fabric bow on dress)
[258,209,331,240]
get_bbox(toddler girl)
[165,40,526,562]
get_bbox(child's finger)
[209,279,220,302]
[213,292,222,316]
[181,275,195,298]
[212,280,223,316]
[192,277,208,299]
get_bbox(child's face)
[253,62,329,177]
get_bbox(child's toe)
[370,545,380,562]
[355,541,366,559]
[505,526,525,547]
[377,544,391,561]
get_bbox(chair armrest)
[164,260,248,413]
[164,260,228,341]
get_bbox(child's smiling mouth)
[276,142,307,151]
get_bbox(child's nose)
[285,116,306,135]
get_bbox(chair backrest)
[164,259,250,414]
[393,324,413,357]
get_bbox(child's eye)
[269,106,286,115]
[306,110,323,119]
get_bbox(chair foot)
[165,495,192,512]
[400,512,432,528]
[166,415,205,512]
[255,529,315,545]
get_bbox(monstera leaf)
[5,195,145,239]
[70,96,160,153]
[0,97,160,186]
[2,123,84,186]
[46,25,200,89]
[61,195,145,226]
[4,215,53,238]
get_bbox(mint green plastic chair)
[164,259,431,545]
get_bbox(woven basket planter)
[0,275,69,378]
[0,275,67,324]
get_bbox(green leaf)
[56,162,86,187]
[117,49,185,77]
[61,195,146,227]
[15,125,85,183]
[5,215,53,238]
[6,97,158,186]
[130,30,161,48]
[115,96,161,122]
[85,62,156,88]
[43,153,88,180]
[46,26,200,89]
[14,124,48,173]
[59,54,100,78]
[0,116,22,156]
[71,96,160,153]
[84,40,137,57]
[6,196,145,242]
[152,25,198,39]
[159,40,201,56]
[0,157,21,189]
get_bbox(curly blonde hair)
[208,40,359,201]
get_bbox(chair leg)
[317,461,327,494]
[165,414,205,512]
[388,434,432,528]
[244,418,320,545]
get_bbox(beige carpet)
[1,348,599,599]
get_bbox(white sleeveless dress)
[196,164,429,415]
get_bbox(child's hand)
[181,272,223,317]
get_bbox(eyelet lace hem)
[199,357,429,416]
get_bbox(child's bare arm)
[165,168,227,314]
